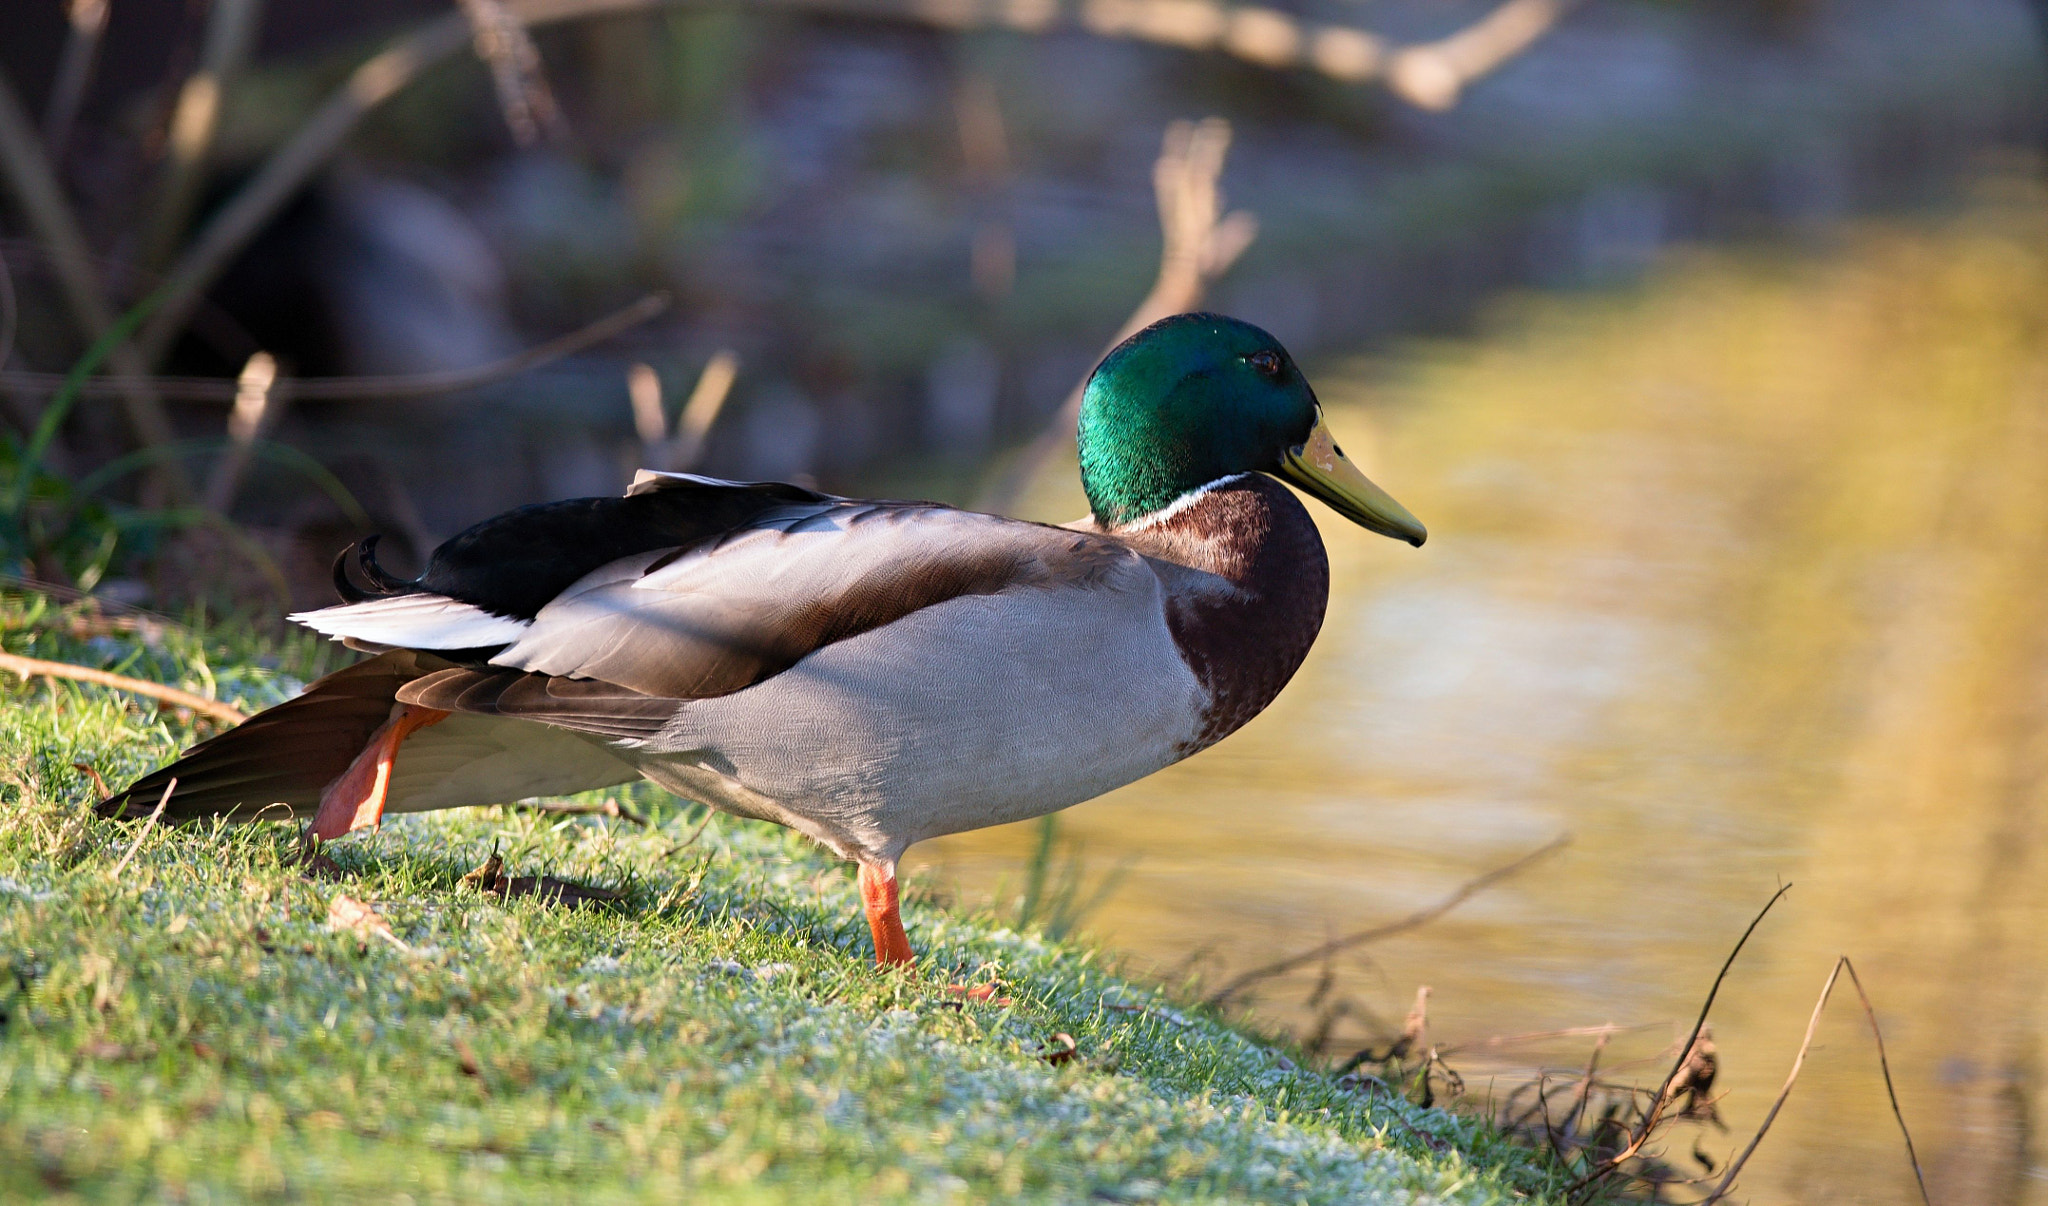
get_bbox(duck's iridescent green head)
[1077,313,1426,545]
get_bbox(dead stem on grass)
[105,777,173,879]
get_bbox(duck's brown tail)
[98,651,448,823]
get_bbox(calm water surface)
[912,178,2048,1204]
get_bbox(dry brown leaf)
[461,850,621,908]
[327,893,409,951]
[1041,1033,1079,1066]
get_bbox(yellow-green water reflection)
[914,174,2048,1203]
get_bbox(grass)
[0,589,1570,1204]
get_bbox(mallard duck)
[104,313,1425,965]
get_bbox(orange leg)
[309,705,449,840]
[858,861,915,967]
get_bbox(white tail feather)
[288,594,531,649]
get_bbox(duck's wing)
[292,472,833,651]
[292,474,1142,741]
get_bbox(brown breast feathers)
[1113,474,1331,754]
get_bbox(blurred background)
[4,0,2048,1200]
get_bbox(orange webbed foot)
[858,861,915,967]
[308,704,449,841]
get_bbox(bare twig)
[1844,959,1933,1206]
[514,797,652,826]
[1563,1025,1614,1140]
[1387,0,1580,111]
[0,650,248,726]
[3,292,671,403]
[1570,883,1793,1198]
[108,778,175,879]
[1208,835,1570,1007]
[0,64,188,497]
[1700,957,1929,1205]
[514,0,1568,98]
[981,116,1257,514]
[143,0,265,271]
[41,0,110,158]
[672,804,717,853]
[458,0,570,147]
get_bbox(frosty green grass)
[1,594,1571,1203]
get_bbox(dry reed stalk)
[671,349,739,469]
[1699,956,1930,1206]
[200,351,280,514]
[1568,883,1792,1200]
[130,13,477,372]
[143,0,263,271]
[980,116,1257,513]
[108,778,175,879]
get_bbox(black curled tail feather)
[331,534,418,603]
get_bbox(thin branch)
[1207,835,1570,1007]
[1,292,671,403]
[513,797,653,826]
[458,0,571,147]
[131,12,477,371]
[0,63,188,497]
[514,0,1567,97]
[1700,957,1930,1205]
[143,0,265,272]
[41,0,110,158]
[1570,883,1793,1198]
[1387,0,1580,111]
[108,777,175,879]
[0,650,248,726]
[981,116,1256,514]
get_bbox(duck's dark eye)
[1247,350,1283,378]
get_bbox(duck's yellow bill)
[1278,412,1427,547]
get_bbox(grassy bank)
[0,591,1565,1204]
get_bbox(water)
[910,174,2048,1203]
